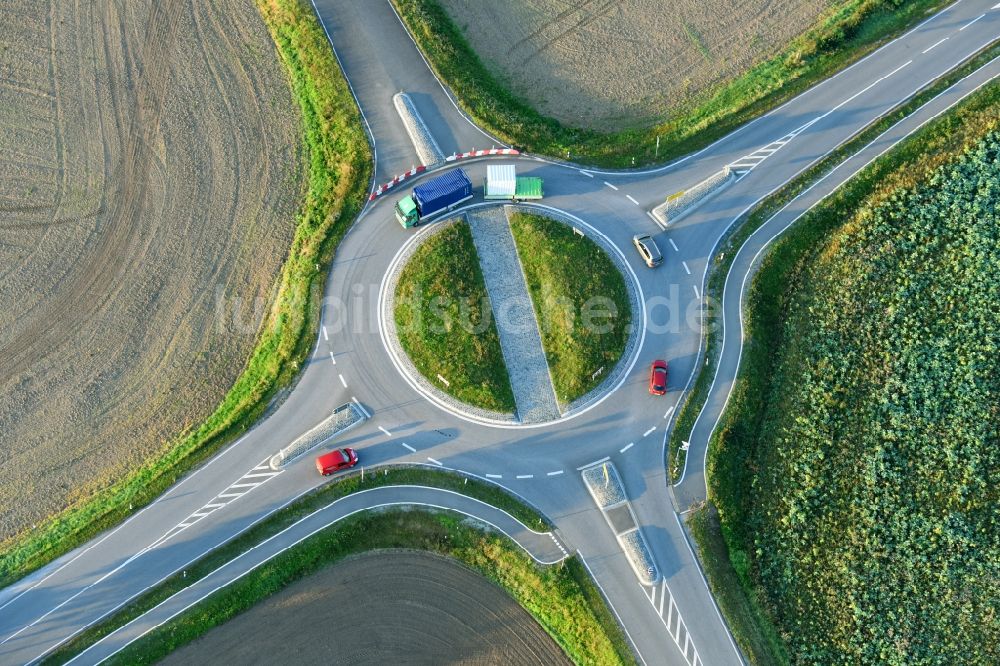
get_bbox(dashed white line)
[401,442,416,452]
[693,285,701,299]
[426,457,443,466]
[960,13,985,30]
[922,36,948,54]
[546,470,564,476]
[626,194,640,205]
[643,426,657,437]
[322,325,328,341]
[578,169,594,178]
[485,473,503,479]
[681,261,691,275]
[603,181,619,191]
[328,352,336,365]
[378,426,392,437]
[516,474,534,479]
[338,374,347,388]
[663,405,675,419]
[668,238,679,252]
[620,442,635,453]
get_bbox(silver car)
[632,234,663,268]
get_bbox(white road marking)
[241,472,278,479]
[217,492,243,499]
[401,442,416,452]
[668,238,679,252]
[426,457,443,466]
[378,426,392,437]
[650,584,657,606]
[682,261,691,275]
[228,482,262,490]
[659,579,667,616]
[578,169,594,178]
[620,442,635,453]
[329,352,336,365]
[321,325,328,341]
[338,374,347,388]
[922,36,948,53]
[546,470,564,476]
[191,510,214,518]
[516,474,534,479]
[647,210,667,229]
[577,456,610,470]
[603,181,619,191]
[992,3,1000,9]
[693,285,701,299]
[663,405,675,419]
[626,194,640,205]
[485,473,503,479]
[728,162,758,169]
[643,426,656,437]
[204,502,226,509]
[960,13,985,29]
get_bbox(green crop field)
[395,220,515,412]
[709,86,1000,664]
[509,212,631,404]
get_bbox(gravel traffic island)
[465,207,560,424]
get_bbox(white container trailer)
[484,164,517,199]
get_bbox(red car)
[316,447,358,476]
[648,360,668,395]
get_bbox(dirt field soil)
[0,0,302,540]
[160,549,572,665]
[438,0,831,130]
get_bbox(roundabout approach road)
[1,1,998,664]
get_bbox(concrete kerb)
[652,167,735,227]
[269,403,368,470]
[393,92,445,166]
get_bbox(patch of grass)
[709,84,1000,662]
[508,212,631,403]
[666,41,1000,481]
[44,466,551,665]
[394,220,515,412]
[0,0,371,588]
[687,504,787,666]
[391,0,946,167]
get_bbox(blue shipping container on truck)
[413,169,472,216]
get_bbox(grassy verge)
[666,41,1000,481]
[394,220,515,412]
[687,505,787,666]
[48,472,633,666]
[0,0,371,588]
[509,212,631,403]
[391,0,946,167]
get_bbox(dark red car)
[648,360,668,395]
[316,447,358,476]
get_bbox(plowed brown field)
[0,0,302,539]
[161,550,572,666]
[439,0,831,130]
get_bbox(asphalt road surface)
[1,1,998,664]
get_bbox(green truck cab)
[394,195,419,228]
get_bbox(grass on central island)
[509,212,631,404]
[394,220,515,413]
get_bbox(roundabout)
[378,201,646,429]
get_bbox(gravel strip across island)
[466,207,561,424]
